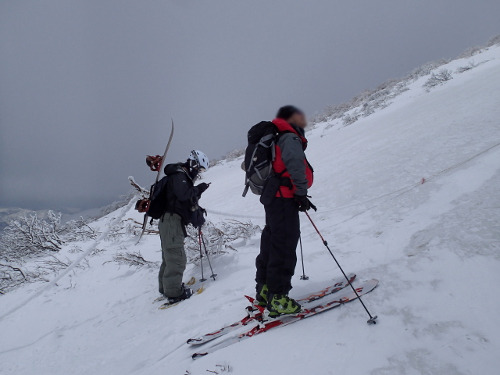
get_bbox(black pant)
[256,197,300,294]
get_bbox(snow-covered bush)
[0,211,97,292]
[209,148,245,167]
[0,211,97,262]
[342,113,359,126]
[456,61,478,74]
[100,192,135,216]
[314,76,411,127]
[105,217,151,241]
[423,69,453,91]
[1,211,66,262]
[407,60,450,80]
[223,149,245,162]
[487,34,500,47]
[312,39,499,128]
[62,217,97,242]
[185,220,260,262]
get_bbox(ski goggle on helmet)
[188,150,210,171]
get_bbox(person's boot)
[255,284,269,307]
[167,284,193,304]
[267,293,302,318]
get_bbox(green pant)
[158,213,187,298]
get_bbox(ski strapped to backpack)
[137,120,175,243]
[242,121,280,197]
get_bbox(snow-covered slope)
[1,45,500,375]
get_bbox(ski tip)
[186,277,197,286]
[187,338,201,345]
[159,301,180,310]
[192,352,208,360]
[244,295,255,303]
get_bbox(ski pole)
[304,211,378,325]
[200,229,217,281]
[198,230,207,282]
[299,235,309,280]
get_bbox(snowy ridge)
[1,45,500,375]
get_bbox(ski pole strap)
[242,183,250,197]
[309,201,317,212]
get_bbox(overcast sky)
[1,0,499,212]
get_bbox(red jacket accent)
[272,118,314,198]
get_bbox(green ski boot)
[255,284,269,307]
[267,293,302,318]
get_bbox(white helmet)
[188,150,210,171]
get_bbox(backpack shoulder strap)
[275,129,292,142]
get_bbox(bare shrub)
[129,176,150,198]
[0,263,27,293]
[111,251,158,268]
[0,254,73,293]
[423,69,453,91]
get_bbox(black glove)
[294,195,317,212]
[196,182,210,195]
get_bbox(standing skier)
[136,150,210,304]
[255,106,314,317]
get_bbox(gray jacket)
[278,130,309,196]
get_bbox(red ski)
[187,274,356,346]
[192,279,378,359]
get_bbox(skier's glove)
[146,155,163,171]
[294,195,317,212]
[135,199,150,213]
[196,183,210,196]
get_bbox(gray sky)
[1,0,499,212]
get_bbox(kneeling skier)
[255,106,315,317]
[136,150,210,304]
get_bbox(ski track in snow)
[1,46,500,375]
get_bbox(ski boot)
[267,293,302,318]
[167,284,193,304]
[255,284,269,308]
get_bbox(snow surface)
[1,46,500,375]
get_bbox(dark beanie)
[276,105,303,120]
